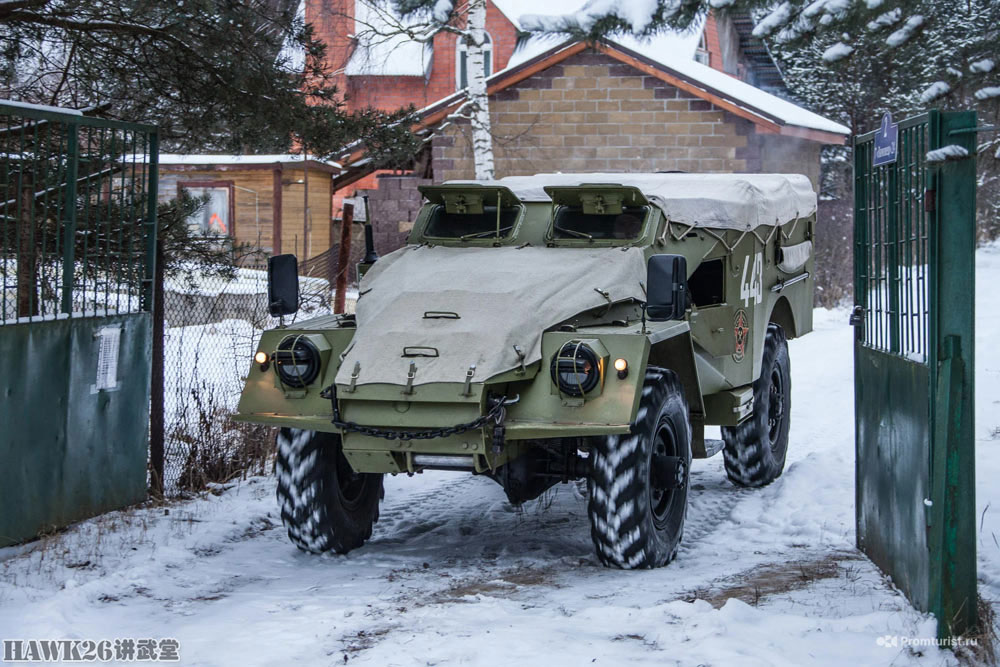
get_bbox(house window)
[180,182,233,236]
[694,32,710,66]
[456,32,492,90]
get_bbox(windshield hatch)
[551,205,648,241]
[424,204,520,239]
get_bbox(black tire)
[721,323,791,487]
[275,428,383,554]
[588,368,691,569]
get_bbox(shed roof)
[159,154,343,173]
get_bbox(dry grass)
[169,382,274,493]
[954,595,999,666]
[433,565,559,603]
[684,550,865,608]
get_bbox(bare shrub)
[169,381,274,493]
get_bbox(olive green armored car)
[236,173,817,568]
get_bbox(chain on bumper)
[320,385,519,450]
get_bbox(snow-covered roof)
[158,154,342,170]
[448,172,818,230]
[501,1,706,69]
[0,98,83,116]
[501,34,848,136]
[345,0,433,77]
[613,40,848,135]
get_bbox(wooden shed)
[158,154,342,260]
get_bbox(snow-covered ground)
[3,244,1000,666]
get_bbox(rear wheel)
[588,368,691,568]
[275,428,383,554]
[721,324,791,487]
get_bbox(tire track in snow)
[678,464,752,553]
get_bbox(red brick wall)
[308,0,355,102]
[308,0,520,113]
[704,12,724,73]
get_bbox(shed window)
[183,185,231,236]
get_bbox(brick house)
[318,2,848,257]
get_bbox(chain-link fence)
[159,254,355,495]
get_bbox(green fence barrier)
[0,101,158,546]
[853,109,977,639]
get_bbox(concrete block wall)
[357,174,432,257]
[432,50,822,188]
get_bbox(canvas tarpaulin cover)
[336,244,646,387]
[451,173,817,231]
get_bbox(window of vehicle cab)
[545,188,652,244]
[550,205,649,241]
[418,188,523,242]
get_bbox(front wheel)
[275,428,383,554]
[721,323,791,487]
[588,368,691,569]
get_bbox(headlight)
[550,341,602,397]
[274,335,321,388]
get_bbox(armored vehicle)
[236,173,817,568]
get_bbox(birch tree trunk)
[464,0,495,180]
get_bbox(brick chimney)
[307,0,355,98]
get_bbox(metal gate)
[0,101,158,546]
[853,110,977,637]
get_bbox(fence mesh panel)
[1,105,156,325]
[161,255,354,495]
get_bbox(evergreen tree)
[0,0,420,165]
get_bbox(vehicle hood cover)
[335,244,646,387]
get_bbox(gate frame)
[853,109,977,639]
[0,101,159,546]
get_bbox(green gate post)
[855,109,978,642]
[927,110,978,639]
[61,122,79,314]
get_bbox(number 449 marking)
[741,252,763,307]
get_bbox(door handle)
[849,305,865,327]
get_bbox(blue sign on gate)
[873,113,899,166]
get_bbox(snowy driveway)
[4,245,1000,666]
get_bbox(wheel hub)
[651,454,687,491]
[767,367,785,448]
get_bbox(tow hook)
[489,394,519,455]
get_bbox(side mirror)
[646,254,688,321]
[268,254,299,317]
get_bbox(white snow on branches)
[520,0,679,34]
[822,42,854,62]
[971,59,995,74]
[867,8,901,31]
[886,15,923,47]
[277,0,306,73]
[752,2,793,37]
[865,0,884,7]
[804,0,851,20]
[432,0,454,24]
[708,0,735,7]
[975,87,1000,100]
[919,80,950,103]
[926,145,969,163]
